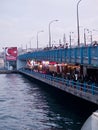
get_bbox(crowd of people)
[43,43,68,51]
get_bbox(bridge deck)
[18,46,98,67]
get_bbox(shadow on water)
[22,74,98,130]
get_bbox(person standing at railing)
[73,68,79,81]
[74,73,78,81]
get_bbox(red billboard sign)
[5,47,17,61]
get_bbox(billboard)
[5,47,17,61]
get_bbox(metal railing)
[18,46,98,67]
[19,68,98,96]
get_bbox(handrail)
[18,46,98,66]
[19,68,98,96]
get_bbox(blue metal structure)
[18,46,98,105]
[18,46,98,66]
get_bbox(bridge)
[18,46,98,66]
[17,45,98,105]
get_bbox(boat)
[81,110,98,130]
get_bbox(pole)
[69,32,74,48]
[63,33,66,46]
[90,31,93,44]
[77,0,82,46]
[49,22,51,48]
[37,32,38,49]
[69,32,71,48]
[49,20,59,48]
[84,28,89,46]
[37,30,44,49]
[84,28,86,46]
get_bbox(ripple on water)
[0,74,92,130]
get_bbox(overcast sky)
[0,0,98,50]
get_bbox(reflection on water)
[0,74,97,130]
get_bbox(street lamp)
[69,32,74,48]
[77,0,82,46]
[84,28,89,46]
[37,30,44,49]
[63,33,66,45]
[89,31,93,44]
[49,20,59,48]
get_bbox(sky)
[0,0,98,51]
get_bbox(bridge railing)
[18,46,98,66]
[19,68,98,96]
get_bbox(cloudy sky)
[0,0,98,51]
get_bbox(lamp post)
[49,20,59,48]
[89,31,93,44]
[84,28,89,46]
[77,0,82,46]
[37,30,44,49]
[63,33,66,45]
[69,32,74,48]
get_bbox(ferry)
[81,110,98,130]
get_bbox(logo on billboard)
[5,47,17,61]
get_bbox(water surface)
[0,74,97,130]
